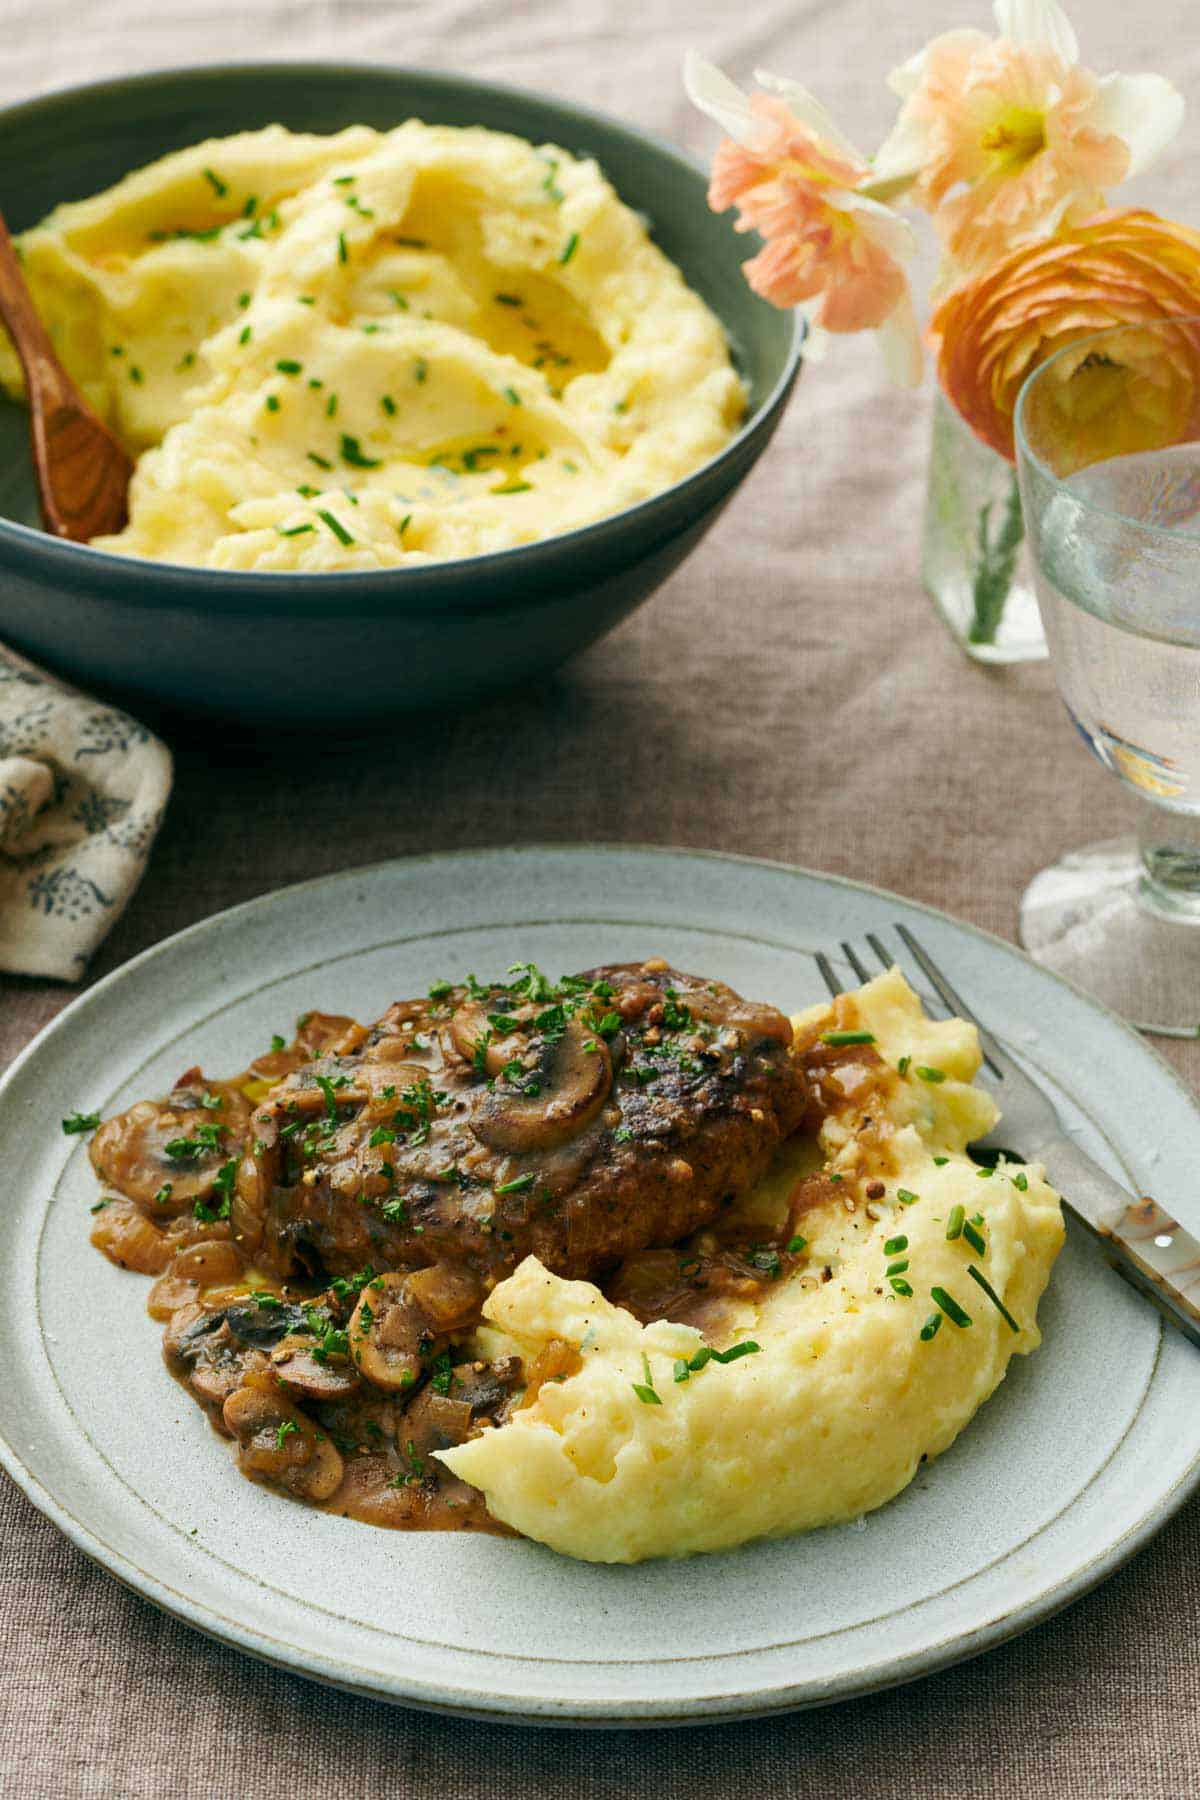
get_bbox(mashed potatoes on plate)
[440,969,1064,1562]
[0,122,744,570]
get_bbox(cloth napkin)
[0,644,172,981]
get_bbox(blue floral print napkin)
[0,645,172,980]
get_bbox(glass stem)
[1137,801,1200,923]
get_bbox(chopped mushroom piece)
[471,1016,612,1153]
[223,1373,344,1500]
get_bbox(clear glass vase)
[922,388,1048,663]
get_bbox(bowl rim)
[0,58,804,612]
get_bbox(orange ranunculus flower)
[929,210,1200,463]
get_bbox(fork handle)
[1039,1135,1200,1351]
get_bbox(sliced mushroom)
[89,1093,240,1210]
[223,1374,344,1501]
[447,999,528,1073]
[471,1016,612,1153]
[348,1273,427,1392]
[163,1303,270,1417]
[270,1332,361,1401]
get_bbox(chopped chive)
[326,393,338,417]
[340,433,379,468]
[264,395,280,412]
[493,480,532,495]
[239,325,252,345]
[307,451,333,470]
[496,1173,534,1194]
[276,358,302,375]
[129,366,143,384]
[381,394,397,416]
[931,1286,972,1328]
[920,1312,942,1342]
[632,1353,661,1406]
[932,1156,950,1167]
[673,1358,691,1384]
[977,1166,995,1178]
[946,1205,965,1241]
[896,1188,919,1206]
[203,167,228,197]
[889,1276,914,1296]
[821,1029,876,1046]
[414,358,428,384]
[337,231,348,264]
[967,1264,1020,1332]
[503,385,521,406]
[559,231,579,264]
[898,1055,911,1075]
[242,194,258,217]
[886,1259,909,1276]
[278,522,315,536]
[317,508,353,545]
[396,235,427,248]
[398,513,412,536]
[297,483,319,497]
[1011,1171,1029,1192]
[962,1221,987,1256]
[237,291,251,309]
[884,1235,908,1255]
[297,294,315,305]
[786,1234,807,1254]
[916,1066,946,1084]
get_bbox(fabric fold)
[0,646,172,981]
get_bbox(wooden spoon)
[0,208,131,541]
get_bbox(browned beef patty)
[232,958,808,1290]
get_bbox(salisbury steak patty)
[227,959,807,1291]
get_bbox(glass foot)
[1019,836,1200,1037]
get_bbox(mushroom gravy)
[84,959,885,1534]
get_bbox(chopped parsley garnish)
[428,979,453,1000]
[746,1247,782,1279]
[430,1349,455,1396]
[164,1123,224,1160]
[786,1234,807,1254]
[368,1126,397,1148]
[270,1034,287,1051]
[61,1111,101,1135]
[152,1183,173,1206]
[275,1419,298,1450]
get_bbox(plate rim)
[2,840,1198,1725]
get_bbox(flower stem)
[968,472,1025,645]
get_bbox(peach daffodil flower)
[874,0,1184,281]
[684,53,923,386]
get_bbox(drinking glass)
[1015,317,1200,1036]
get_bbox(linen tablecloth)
[3,0,1199,1793]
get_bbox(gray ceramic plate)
[2,846,1199,1726]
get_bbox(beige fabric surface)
[2,0,1200,1793]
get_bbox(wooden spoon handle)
[0,208,131,541]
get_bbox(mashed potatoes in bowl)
[0,121,745,570]
[441,968,1065,1562]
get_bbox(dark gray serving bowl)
[0,64,802,724]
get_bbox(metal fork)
[817,923,1200,1351]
